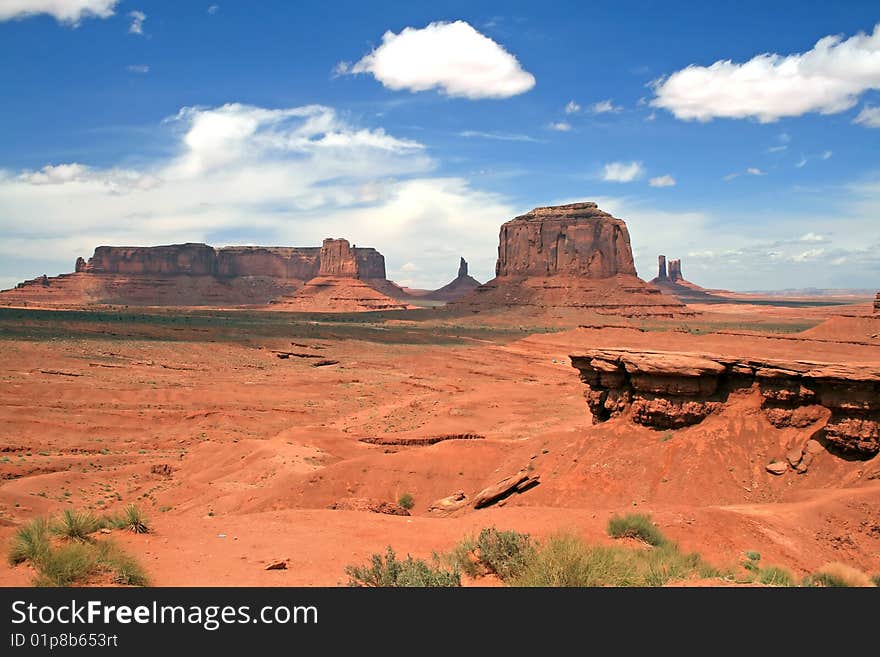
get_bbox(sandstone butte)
[451,202,689,317]
[1,238,413,311]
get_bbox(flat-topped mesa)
[496,202,637,278]
[317,238,386,279]
[570,348,880,456]
[80,243,218,276]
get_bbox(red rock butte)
[1,238,409,311]
[453,202,688,317]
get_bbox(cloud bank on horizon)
[0,3,878,291]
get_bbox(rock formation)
[495,202,637,278]
[570,348,880,456]
[1,239,406,311]
[874,292,880,314]
[650,255,725,304]
[452,202,688,317]
[410,257,482,302]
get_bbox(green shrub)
[512,534,639,587]
[95,541,150,586]
[757,566,794,587]
[346,547,460,587]
[108,505,149,534]
[52,509,100,542]
[8,518,50,565]
[744,551,761,562]
[607,513,668,547]
[447,528,535,580]
[804,562,873,587]
[33,542,98,587]
[397,493,414,510]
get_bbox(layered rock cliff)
[2,239,398,309]
[452,202,688,317]
[495,202,637,278]
[570,348,880,456]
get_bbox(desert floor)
[1,303,878,585]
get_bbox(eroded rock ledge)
[569,348,880,456]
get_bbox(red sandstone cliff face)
[82,244,218,276]
[452,202,688,317]
[570,348,880,456]
[3,239,393,308]
[317,239,386,279]
[495,202,637,278]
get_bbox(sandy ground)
[0,304,878,586]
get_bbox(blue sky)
[1,1,878,291]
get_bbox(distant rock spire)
[657,255,668,281]
[458,257,468,278]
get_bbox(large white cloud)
[0,0,118,24]
[652,23,880,122]
[341,20,535,99]
[0,103,515,289]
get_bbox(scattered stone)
[150,463,173,478]
[473,469,540,509]
[265,560,288,571]
[328,498,410,516]
[427,491,467,515]
[766,461,788,476]
[786,446,804,467]
[312,359,340,367]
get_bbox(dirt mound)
[270,277,410,312]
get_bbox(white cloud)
[589,99,622,114]
[602,161,644,183]
[790,248,825,262]
[0,103,516,289]
[207,4,219,14]
[128,9,145,35]
[649,175,676,187]
[564,100,581,114]
[652,23,880,122]
[799,232,826,242]
[746,167,764,176]
[854,105,880,127]
[547,121,571,132]
[795,155,808,168]
[0,0,118,24]
[127,64,149,74]
[342,20,535,99]
[767,145,787,153]
[458,130,541,142]
[822,150,833,159]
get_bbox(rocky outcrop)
[569,348,880,456]
[657,255,668,281]
[668,259,682,283]
[495,202,637,278]
[874,292,880,314]
[473,469,540,508]
[417,257,482,302]
[3,239,398,309]
[452,202,688,317]
[318,238,386,279]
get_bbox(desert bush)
[607,513,668,547]
[447,528,535,580]
[95,541,150,586]
[512,534,640,587]
[7,518,50,565]
[32,542,98,587]
[744,551,761,562]
[757,566,795,587]
[804,562,873,588]
[52,509,100,542]
[346,547,460,587]
[397,493,414,510]
[108,505,149,534]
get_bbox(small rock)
[99,528,111,534]
[804,439,824,455]
[265,560,288,571]
[766,461,788,476]
[785,446,804,467]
